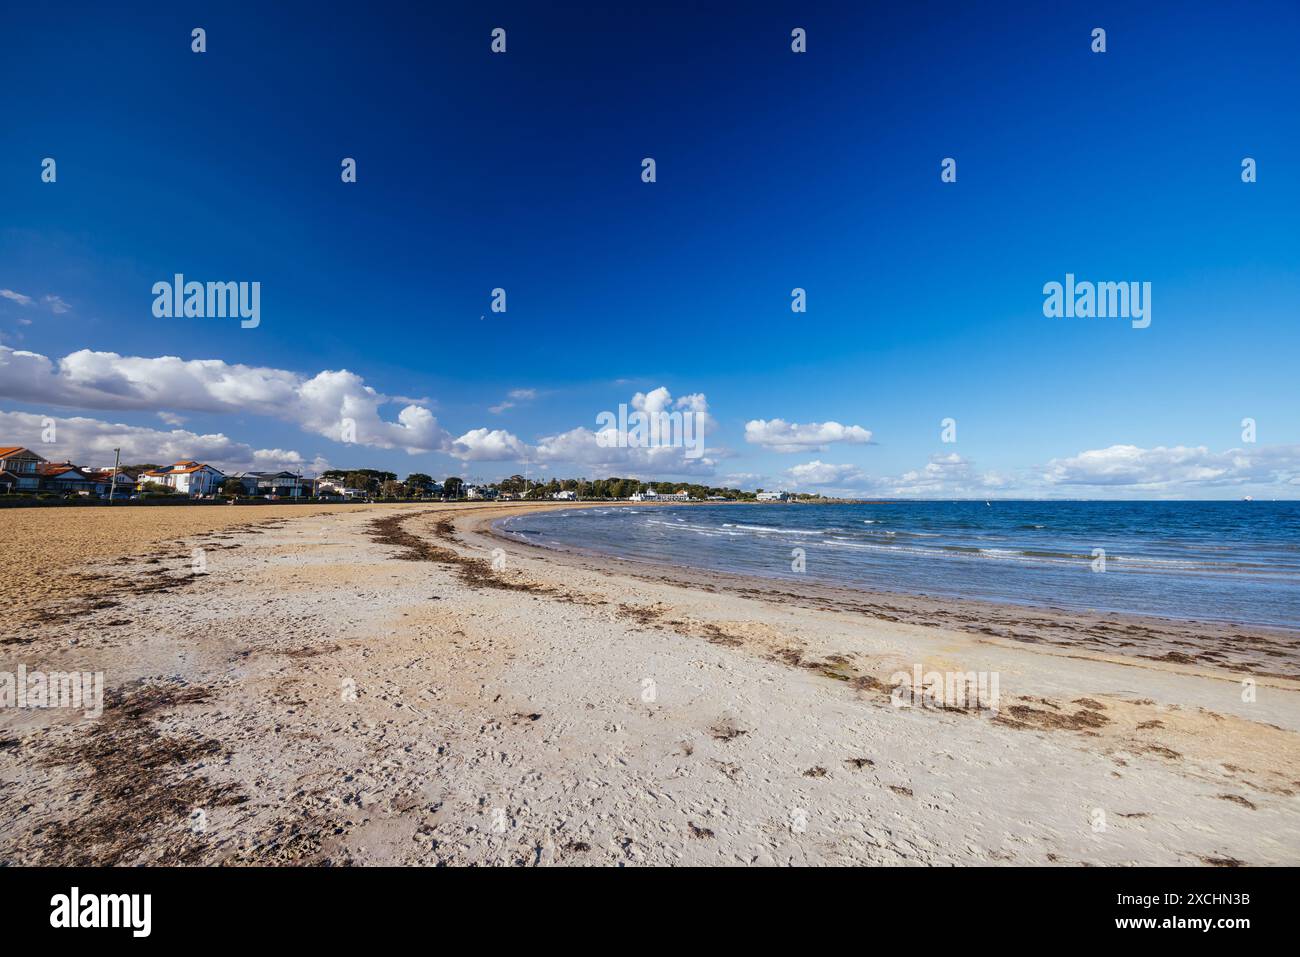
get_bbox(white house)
[553,489,577,500]
[139,460,226,496]
[756,490,790,502]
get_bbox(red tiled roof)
[36,463,85,477]
[0,446,43,460]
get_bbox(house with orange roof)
[139,460,226,497]
[0,446,48,493]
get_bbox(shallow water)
[497,501,1300,628]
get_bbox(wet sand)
[480,508,1300,680]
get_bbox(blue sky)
[2,1,1297,496]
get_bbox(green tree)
[221,477,245,497]
[404,473,433,497]
[444,476,464,498]
[344,471,380,493]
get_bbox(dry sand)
[1,501,1297,866]
[0,503,362,628]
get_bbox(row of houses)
[0,447,313,499]
[0,447,129,496]
[3,446,761,503]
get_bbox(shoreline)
[473,503,1300,681]
[488,502,1300,633]
[3,501,1297,866]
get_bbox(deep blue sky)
[2,1,1297,495]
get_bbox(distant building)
[229,471,310,498]
[0,446,48,493]
[756,490,790,502]
[631,489,691,502]
[139,460,226,496]
[34,463,101,495]
[2,449,140,496]
[316,479,365,499]
[82,467,138,497]
[465,485,497,500]
[553,489,577,500]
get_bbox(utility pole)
[108,447,121,504]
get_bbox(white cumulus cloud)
[782,460,866,486]
[0,346,451,455]
[533,386,718,476]
[883,453,1009,497]
[745,418,872,453]
[1044,444,1300,490]
[450,428,530,461]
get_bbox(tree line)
[318,470,759,501]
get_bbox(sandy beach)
[2,502,1297,866]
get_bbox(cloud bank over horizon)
[2,346,1297,496]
